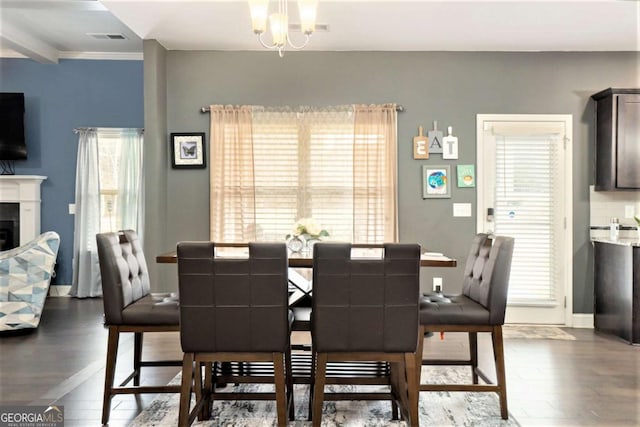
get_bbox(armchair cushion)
[0,231,60,331]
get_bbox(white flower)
[288,217,329,239]
[304,219,321,236]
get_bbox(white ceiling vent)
[87,33,128,40]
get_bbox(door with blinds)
[476,115,573,325]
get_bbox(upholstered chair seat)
[96,230,181,426]
[420,294,490,324]
[119,294,179,324]
[416,233,514,420]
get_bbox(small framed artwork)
[422,165,451,198]
[171,132,206,169]
[457,164,476,188]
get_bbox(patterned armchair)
[0,231,60,331]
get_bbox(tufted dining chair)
[96,230,180,425]
[416,233,514,419]
[176,241,293,427]
[310,242,421,427]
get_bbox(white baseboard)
[49,285,72,297]
[571,313,594,328]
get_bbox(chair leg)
[178,353,195,427]
[273,352,288,427]
[311,353,328,427]
[492,326,509,420]
[133,331,143,386]
[202,361,213,420]
[416,325,426,386]
[404,352,419,427]
[307,348,316,421]
[194,361,206,421]
[469,331,479,384]
[285,343,295,421]
[101,326,119,425]
[388,362,403,420]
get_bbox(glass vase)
[304,237,319,254]
[287,235,304,253]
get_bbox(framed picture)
[422,165,451,198]
[457,164,476,188]
[171,132,206,169]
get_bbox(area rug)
[502,325,576,340]
[129,366,519,426]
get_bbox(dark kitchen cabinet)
[593,240,640,344]
[591,88,640,190]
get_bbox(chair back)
[177,242,289,353]
[312,242,421,353]
[461,234,515,325]
[96,230,151,325]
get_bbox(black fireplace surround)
[0,203,19,251]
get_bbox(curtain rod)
[200,105,405,113]
[73,127,144,134]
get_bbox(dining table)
[156,243,456,328]
[155,243,457,268]
[156,243,457,387]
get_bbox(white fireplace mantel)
[0,175,47,245]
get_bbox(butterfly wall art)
[171,132,206,169]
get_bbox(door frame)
[476,114,573,326]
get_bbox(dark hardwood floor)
[0,297,638,426]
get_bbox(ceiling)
[0,0,638,64]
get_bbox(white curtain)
[353,104,398,242]
[70,128,144,298]
[209,104,398,243]
[70,129,102,298]
[117,128,145,241]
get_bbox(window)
[209,105,398,244]
[71,127,144,298]
[494,134,561,303]
[97,132,122,233]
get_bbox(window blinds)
[249,107,356,242]
[494,134,562,304]
[210,105,397,244]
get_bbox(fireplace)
[0,176,46,249]
[0,203,20,250]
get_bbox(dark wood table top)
[156,245,457,268]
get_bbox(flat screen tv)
[0,93,27,160]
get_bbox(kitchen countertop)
[591,237,640,247]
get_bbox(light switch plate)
[453,203,472,217]
[68,203,76,215]
[625,205,635,219]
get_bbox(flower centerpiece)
[286,217,329,253]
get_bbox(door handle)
[486,208,495,236]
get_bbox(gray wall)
[0,58,144,286]
[145,49,639,315]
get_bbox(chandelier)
[248,0,319,57]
